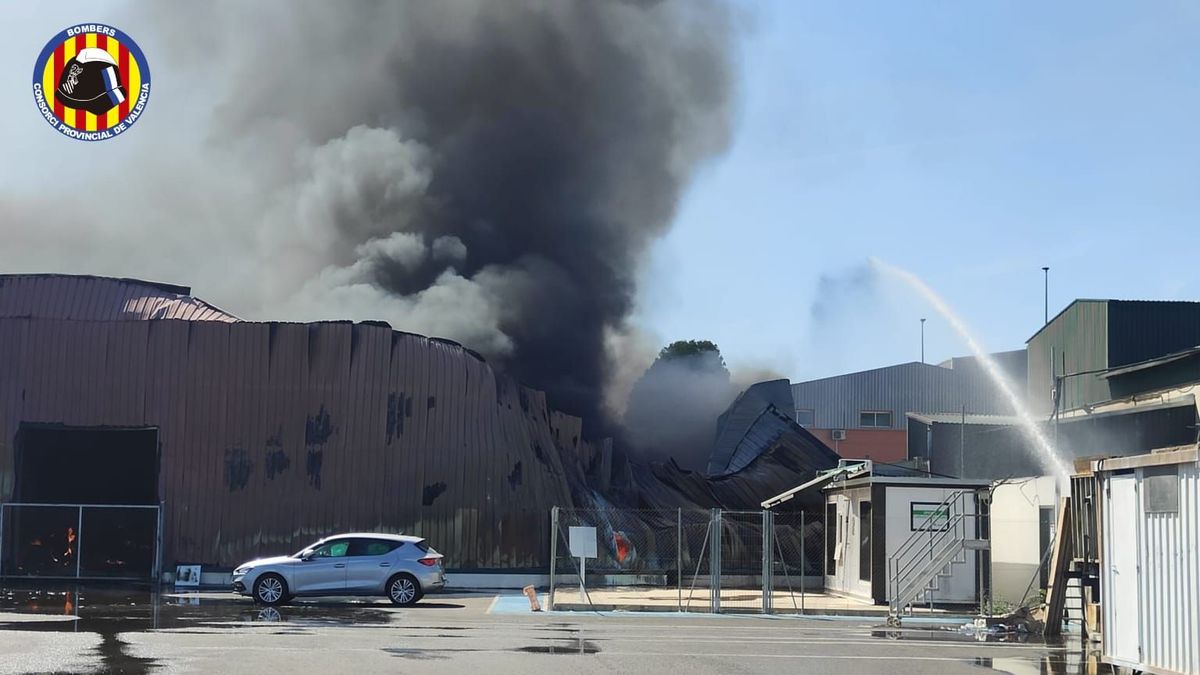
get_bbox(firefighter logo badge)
[32,24,151,141]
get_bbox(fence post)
[154,502,164,582]
[677,508,683,613]
[762,509,773,614]
[75,505,83,579]
[710,508,722,613]
[800,510,806,612]
[549,506,558,610]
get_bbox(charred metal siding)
[0,274,239,322]
[1026,300,1108,415]
[0,317,574,569]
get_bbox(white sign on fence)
[175,564,201,587]
[568,526,597,559]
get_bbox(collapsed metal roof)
[707,379,808,477]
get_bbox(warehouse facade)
[0,275,839,578]
[790,351,1026,462]
[0,275,583,574]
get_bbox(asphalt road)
[0,586,1107,674]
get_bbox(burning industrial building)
[4,0,738,436]
[0,0,828,578]
[0,274,837,578]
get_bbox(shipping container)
[1095,446,1199,675]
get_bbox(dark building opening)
[2,425,160,579]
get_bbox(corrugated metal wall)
[1108,300,1200,367]
[0,317,574,569]
[1100,459,1199,675]
[1026,300,1109,415]
[1139,461,1199,675]
[791,357,1022,432]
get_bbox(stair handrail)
[888,489,989,616]
[888,490,967,604]
[891,501,972,583]
[893,538,965,608]
[890,515,967,609]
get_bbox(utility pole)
[1042,267,1050,324]
[920,318,926,364]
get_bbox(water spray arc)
[871,258,1072,483]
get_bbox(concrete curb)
[550,602,919,617]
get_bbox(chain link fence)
[549,507,823,613]
[769,510,825,613]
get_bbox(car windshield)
[293,543,319,558]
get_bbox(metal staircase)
[886,489,988,625]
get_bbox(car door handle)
[334,563,345,568]
[378,562,391,567]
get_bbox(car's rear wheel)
[253,573,288,606]
[387,573,422,606]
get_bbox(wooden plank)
[1043,496,1074,636]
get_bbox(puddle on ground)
[0,583,399,675]
[383,637,601,659]
[516,641,600,655]
[971,655,1118,675]
[869,626,1062,644]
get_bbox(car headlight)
[234,566,252,575]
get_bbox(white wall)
[989,476,1059,605]
[884,485,978,604]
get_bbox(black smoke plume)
[3,1,736,434]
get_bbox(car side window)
[348,538,401,557]
[314,540,350,558]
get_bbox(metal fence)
[548,507,824,613]
[0,502,162,580]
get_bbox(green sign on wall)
[910,502,950,531]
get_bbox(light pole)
[1042,266,1050,324]
[920,318,926,364]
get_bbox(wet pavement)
[0,584,1116,675]
[0,584,419,673]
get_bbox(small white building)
[1094,445,1199,675]
[765,461,989,608]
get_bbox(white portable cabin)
[1094,445,1199,675]
[818,462,988,605]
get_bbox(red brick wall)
[808,428,907,463]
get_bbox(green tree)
[657,340,727,370]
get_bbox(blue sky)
[4,1,1199,386]
[640,0,1200,380]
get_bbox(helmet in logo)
[55,47,127,115]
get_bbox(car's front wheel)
[387,573,422,606]
[253,573,288,606]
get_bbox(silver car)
[231,533,445,606]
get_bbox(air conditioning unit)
[831,429,847,441]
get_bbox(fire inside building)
[0,274,838,579]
